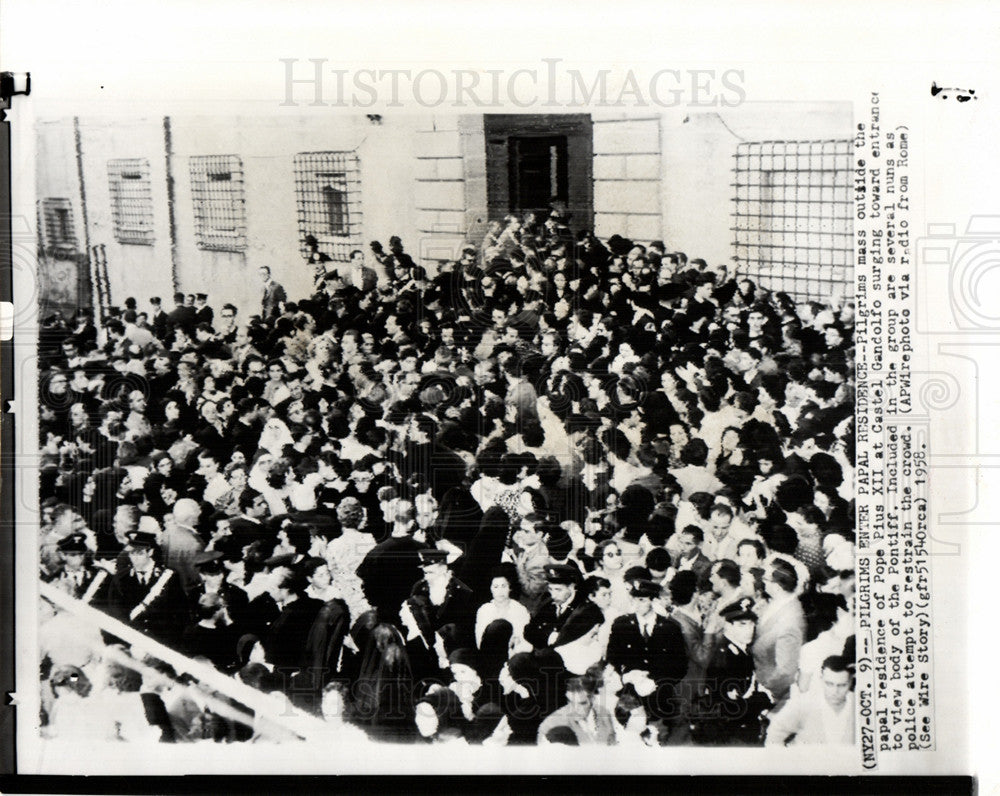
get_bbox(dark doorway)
[479,114,593,238]
[508,135,568,215]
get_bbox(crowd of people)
[36,210,857,748]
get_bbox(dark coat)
[261,280,287,320]
[357,536,424,625]
[105,563,189,647]
[459,506,510,602]
[409,574,476,648]
[607,612,689,721]
[694,638,771,745]
[523,594,585,650]
[266,595,325,671]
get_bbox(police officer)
[105,530,187,647]
[606,579,689,726]
[409,547,476,649]
[695,597,772,745]
[46,532,109,605]
[523,564,583,650]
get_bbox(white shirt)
[426,571,452,606]
[635,612,657,638]
[476,599,531,647]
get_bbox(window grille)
[732,140,853,303]
[108,158,154,245]
[189,155,247,252]
[40,197,78,257]
[294,151,361,262]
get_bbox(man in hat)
[188,550,250,637]
[607,579,689,727]
[105,530,187,646]
[194,293,214,327]
[409,547,475,648]
[149,296,170,341]
[523,563,583,650]
[696,597,772,745]
[46,532,108,605]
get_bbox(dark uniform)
[606,579,689,724]
[523,564,585,650]
[409,547,476,648]
[194,294,214,327]
[104,531,188,647]
[693,597,772,745]
[45,532,110,606]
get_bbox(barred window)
[108,158,154,245]
[294,151,361,262]
[40,197,78,257]
[732,140,853,302]
[190,155,247,252]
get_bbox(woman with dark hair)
[475,564,529,648]
[353,622,417,742]
[614,483,655,568]
[590,539,631,616]
[262,360,290,407]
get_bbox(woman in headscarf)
[435,485,485,551]
[477,618,514,705]
[353,622,417,742]
[552,577,611,675]
[498,649,566,745]
[458,504,511,603]
[257,417,295,458]
[414,686,468,744]
[294,594,352,714]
